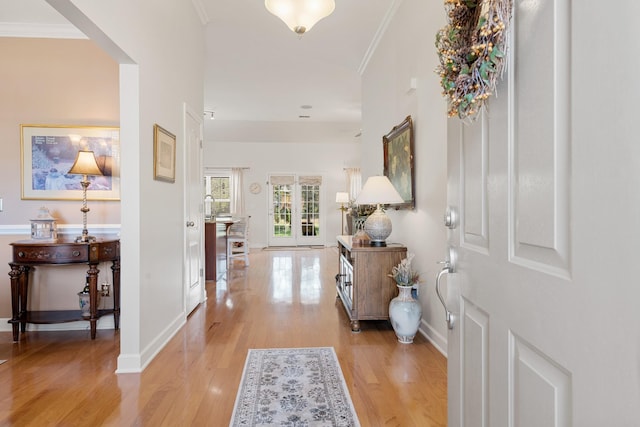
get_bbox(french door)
[268,174,324,247]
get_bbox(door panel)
[462,300,489,427]
[510,0,571,278]
[510,334,572,427]
[461,115,489,252]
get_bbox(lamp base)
[369,240,387,247]
[363,205,392,247]
[75,234,97,243]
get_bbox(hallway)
[0,247,446,426]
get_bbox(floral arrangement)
[435,0,513,120]
[388,253,421,287]
[348,202,376,217]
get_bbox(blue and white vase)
[78,291,90,317]
[389,284,422,343]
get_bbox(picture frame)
[383,115,415,210]
[153,124,176,183]
[20,124,120,201]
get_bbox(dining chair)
[227,217,249,267]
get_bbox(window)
[204,173,231,217]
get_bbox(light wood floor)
[0,247,447,426]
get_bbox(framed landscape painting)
[21,124,121,200]
[383,115,415,210]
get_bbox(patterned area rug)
[230,347,360,426]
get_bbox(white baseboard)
[116,312,186,374]
[418,319,448,358]
[0,316,115,333]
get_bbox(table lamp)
[68,150,103,242]
[335,192,350,234]
[355,176,404,246]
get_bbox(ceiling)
[0,0,396,143]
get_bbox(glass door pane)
[298,183,322,245]
[268,181,295,246]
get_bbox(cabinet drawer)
[13,244,89,264]
[91,240,120,262]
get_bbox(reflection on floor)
[207,246,447,425]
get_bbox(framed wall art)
[153,124,176,183]
[21,124,121,201]
[383,115,415,210]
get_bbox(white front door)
[184,104,204,314]
[444,2,640,426]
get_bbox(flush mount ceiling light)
[265,0,335,35]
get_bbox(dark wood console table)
[8,238,120,341]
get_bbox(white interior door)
[443,2,640,426]
[184,104,204,314]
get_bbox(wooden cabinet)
[336,235,407,332]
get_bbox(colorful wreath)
[435,0,513,120]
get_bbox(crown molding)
[357,0,403,76]
[0,22,86,39]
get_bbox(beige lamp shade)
[68,150,103,176]
[355,176,403,206]
[265,0,335,35]
[335,192,350,204]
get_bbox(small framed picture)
[153,124,176,183]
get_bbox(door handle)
[436,247,457,329]
[186,221,195,227]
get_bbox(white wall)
[361,0,449,352]
[204,141,360,247]
[50,0,205,372]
